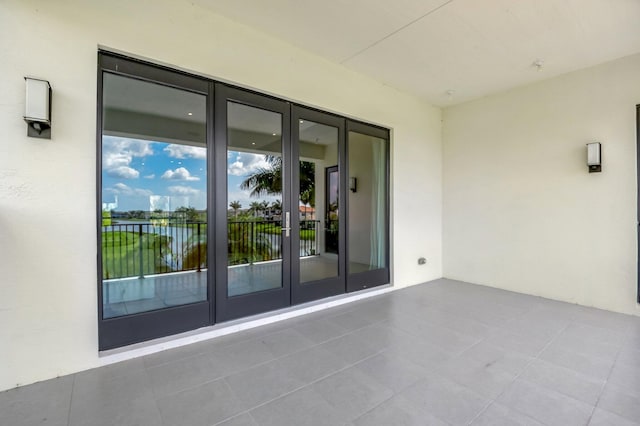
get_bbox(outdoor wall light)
[24,77,52,139]
[349,177,357,193]
[586,142,601,173]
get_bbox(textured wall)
[444,53,640,316]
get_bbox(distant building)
[102,195,118,211]
[299,205,315,220]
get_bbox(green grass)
[299,229,315,240]
[101,231,172,279]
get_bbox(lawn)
[101,231,172,279]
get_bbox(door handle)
[282,211,291,237]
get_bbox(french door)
[214,85,293,321]
[98,52,389,349]
[214,90,349,320]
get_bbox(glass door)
[214,85,291,321]
[98,54,212,350]
[346,121,390,292]
[291,106,347,304]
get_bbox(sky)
[101,136,278,212]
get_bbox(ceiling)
[193,0,640,106]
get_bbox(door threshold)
[98,284,393,365]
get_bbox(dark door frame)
[214,84,292,322]
[636,104,640,303]
[346,120,391,293]
[325,165,339,255]
[96,52,213,350]
[290,106,347,304]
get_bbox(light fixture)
[24,77,52,139]
[587,142,602,173]
[272,133,276,136]
[349,177,357,193]
[187,112,193,116]
[533,59,544,71]
[251,142,256,145]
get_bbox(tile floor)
[3,278,640,426]
[103,257,373,318]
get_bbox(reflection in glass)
[348,131,387,273]
[101,73,207,319]
[226,102,283,297]
[298,120,339,283]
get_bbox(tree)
[241,156,316,208]
[249,201,262,218]
[175,206,198,222]
[271,199,282,213]
[229,200,242,218]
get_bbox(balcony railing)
[101,220,321,280]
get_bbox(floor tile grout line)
[144,310,365,370]
[149,384,166,426]
[210,349,387,426]
[466,321,573,425]
[65,375,75,426]
[584,324,628,425]
[151,317,387,401]
[347,345,455,425]
[143,300,378,370]
[348,392,400,425]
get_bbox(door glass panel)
[101,73,207,319]
[227,102,283,297]
[298,120,339,283]
[348,131,387,273]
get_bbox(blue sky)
[102,136,277,212]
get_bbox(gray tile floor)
[104,257,373,318]
[3,278,640,426]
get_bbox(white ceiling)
[194,0,640,106]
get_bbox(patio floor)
[3,278,640,425]
[103,256,372,318]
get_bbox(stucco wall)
[443,53,640,317]
[0,0,442,390]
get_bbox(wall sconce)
[586,142,601,173]
[24,77,52,139]
[349,177,357,193]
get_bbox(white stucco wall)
[443,53,640,317]
[0,0,442,390]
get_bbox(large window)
[101,73,208,319]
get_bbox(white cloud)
[144,174,155,179]
[107,166,140,179]
[107,182,152,196]
[164,144,206,159]
[168,185,200,195]
[227,153,271,177]
[161,167,200,181]
[102,137,152,179]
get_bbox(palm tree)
[229,200,242,218]
[260,200,270,217]
[271,199,282,213]
[241,156,316,207]
[249,201,262,218]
